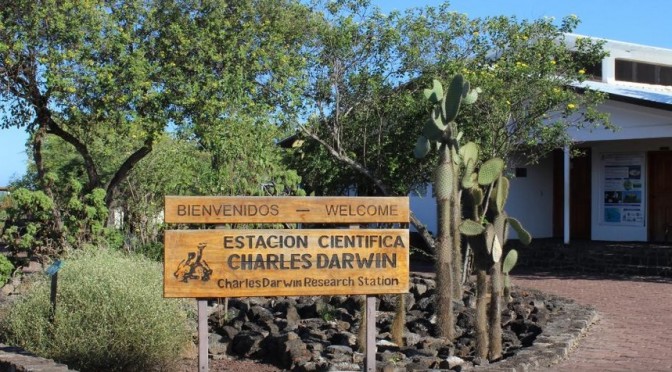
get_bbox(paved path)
[513,272,672,372]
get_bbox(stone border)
[0,345,74,372]
[473,290,600,372]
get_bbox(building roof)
[578,80,672,109]
[564,34,672,110]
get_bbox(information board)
[164,229,409,297]
[163,196,409,298]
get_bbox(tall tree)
[0,0,313,237]
[289,1,609,250]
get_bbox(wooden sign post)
[164,196,409,372]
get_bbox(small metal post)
[45,260,63,323]
[49,272,58,322]
[198,299,208,372]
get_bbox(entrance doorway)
[648,151,672,242]
[553,148,592,239]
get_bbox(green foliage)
[318,304,338,322]
[1,189,58,254]
[289,2,609,202]
[0,255,14,286]
[0,0,314,252]
[1,185,113,257]
[1,249,193,371]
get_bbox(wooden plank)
[164,229,409,298]
[198,300,208,372]
[164,196,409,224]
[365,295,376,372]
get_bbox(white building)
[412,34,672,243]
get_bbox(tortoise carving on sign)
[174,243,213,283]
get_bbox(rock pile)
[207,273,563,371]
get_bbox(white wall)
[570,100,672,142]
[507,156,555,239]
[410,156,555,240]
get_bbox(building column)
[563,146,570,244]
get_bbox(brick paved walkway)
[512,272,672,372]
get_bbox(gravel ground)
[177,356,283,372]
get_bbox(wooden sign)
[164,229,409,298]
[164,196,409,224]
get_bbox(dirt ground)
[177,356,283,372]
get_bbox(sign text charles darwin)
[164,229,409,298]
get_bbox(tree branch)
[299,125,437,250]
[45,116,101,191]
[104,136,154,208]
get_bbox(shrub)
[1,249,193,371]
[0,183,117,258]
[0,255,14,286]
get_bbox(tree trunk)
[391,294,406,346]
[488,262,503,361]
[104,138,154,210]
[32,126,66,251]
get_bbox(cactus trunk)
[488,262,503,361]
[451,175,463,299]
[391,294,406,346]
[435,144,456,340]
[475,269,489,361]
[503,274,512,301]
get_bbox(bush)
[0,255,14,286]
[1,249,193,371]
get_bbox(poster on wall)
[601,153,645,226]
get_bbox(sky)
[1,0,671,186]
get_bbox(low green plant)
[1,248,193,371]
[318,305,338,322]
[0,255,14,286]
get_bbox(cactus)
[442,74,464,123]
[502,249,519,301]
[477,158,505,185]
[493,176,510,214]
[414,136,430,159]
[414,74,532,361]
[414,74,476,340]
[423,79,444,103]
[508,217,531,245]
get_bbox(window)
[615,59,672,86]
